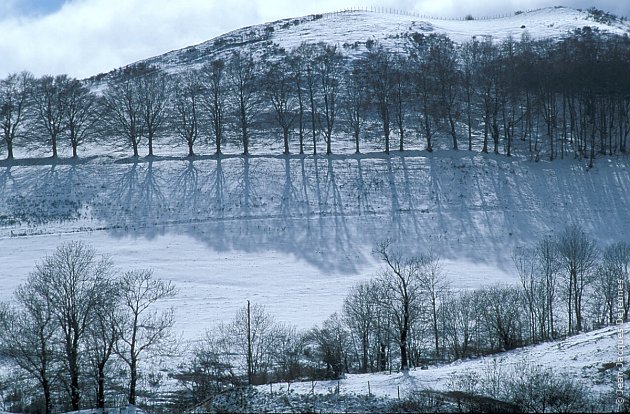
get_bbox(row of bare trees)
[1,28,629,162]
[0,242,176,414]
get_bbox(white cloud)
[0,0,262,78]
[0,0,627,79]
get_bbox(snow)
[119,6,630,77]
[1,148,629,340]
[264,322,630,398]
[0,6,629,411]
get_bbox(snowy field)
[1,141,629,341]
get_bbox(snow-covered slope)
[266,322,629,399]
[93,6,630,78]
[0,150,629,338]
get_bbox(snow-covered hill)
[91,6,630,79]
[263,322,629,401]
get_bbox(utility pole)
[247,300,253,385]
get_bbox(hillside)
[91,6,630,80]
[252,322,628,411]
[1,149,629,338]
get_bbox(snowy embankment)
[263,322,629,398]
[0,150,629,339]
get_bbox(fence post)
[368,381,371,396]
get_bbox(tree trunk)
[399,333,409,371]
[97,363,106,410]
[132,140,139,157]
[449,113,457,150]
[283,128,290,154]
[52,135,58,158]
[361,334,369,373]
[6,138,14,160]
[42,376,52,414]
[129,355,137,405]
[148,132,154,157]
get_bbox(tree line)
[1,27,629,164]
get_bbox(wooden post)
[368,381,371,396]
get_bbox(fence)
[321,6,523,21]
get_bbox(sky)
[0,0,628,79]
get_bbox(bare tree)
[0,71,34,160]
[409,35,440,152]
[226,52,258,155]
[228,301,286,385]
[172,70,203,156]
[479,286,523,350]
[263,59,296,154]
[366,45,395,153]
[33,75,70,158]
[373,240,430,371]
[419,255,449,358]
[293,43,323,154]
[595,242,630,323]
[115,269,177,406]
[288,48,307,154]
[139,70,169,157]
[86,289,121,412]
[202,60,227,155]
[64,79,98,158]
[535,237,560,339]
[317,45,343,155]
[426,34,461,150]
[0,286,56,414]
[442,290,477,359]
[343,280,379,373]
[340,62,368,154]
[103,77,145,157]
[556,225,599,333]
[513,246,545,342]
[306,313,349,379]
[392,55,410,152]
[27,241,114,411]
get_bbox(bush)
[587,7,618,24]
[506,364,593,413]
[389,389,449,413]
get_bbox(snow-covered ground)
[1,145,629,340]
[125,6,629,77]
[263,322,629,398]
